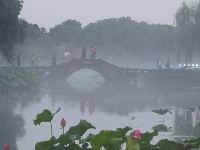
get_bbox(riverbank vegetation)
[0,67,40,93]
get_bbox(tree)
[17,17,177,61]
[19,19,47,42]
[48,20,82,45]
[175,1,200,63]
[195,2,200,55]
[82,17,175,54]
[0,0,23,61]
[175,2,195,63]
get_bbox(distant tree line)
[1,0,200,64]
[17,17,176,63]
[48,17,176,51]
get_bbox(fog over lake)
[1,0,200,149]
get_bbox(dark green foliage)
[91,129,128,150]
[49,20,82,45]
[0,67,40,93]
[126,137,140,150]
[156,139,186,150]
[19,19,47,41]
[184,137,200,149]
[35,137,57,150]
[0,0,23,60]
[57,134,72,146]
[34,109,54,125]
[65,120,95,140]
[152,108,171,115]
[152,124,171,132]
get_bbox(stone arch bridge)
[42,58,200,92]
[47,59,132,90]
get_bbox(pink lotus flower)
[60,118,66,128]
[3,144,9,150]
[133,129,142,139]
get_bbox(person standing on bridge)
[156,59,162,69]
[165,59,171,69]
[89,47,96,60]
[17,54,23,67]
[31,54,36,67]
[81,48,87,60]
[51,51,57,66]
[64,49,70,63]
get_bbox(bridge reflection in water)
[48,84,200,140]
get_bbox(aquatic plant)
[60,118,67,134]
[133,129,142,139]
[152,108,172,115]
[152,124,172,132]
[3,144,9,150]
[33,108,200,150]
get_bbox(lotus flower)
[3,144,9,150]
[60,118,66,128]
[133,129,142,139]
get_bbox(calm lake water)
[1,69,200,150]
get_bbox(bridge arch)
[48,59,126,83]
[61,63,112,82]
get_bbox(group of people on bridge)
[156,59,171,70]
[51,47,97,66]
[11,47,97,67]
[11,53,37,67]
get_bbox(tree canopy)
[1,0,200,64]
[175,0,200,63]
[16,17,176,64]
[49,20,82,45]
[0,0,23,61]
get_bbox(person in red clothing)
[89,47,96,59]
[3,144,9,150]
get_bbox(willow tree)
[175,1,200,63]
[175,2,195,64]
[195,2,200,58]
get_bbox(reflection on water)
[16,88,200,149]
[173,108,200,141]
[0,90,41,150]
[1,69,200,149]
[0,102,24,150]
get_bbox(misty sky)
[20,0,186,29]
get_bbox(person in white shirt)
[64,49,70,63]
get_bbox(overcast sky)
[20,0,186,29]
